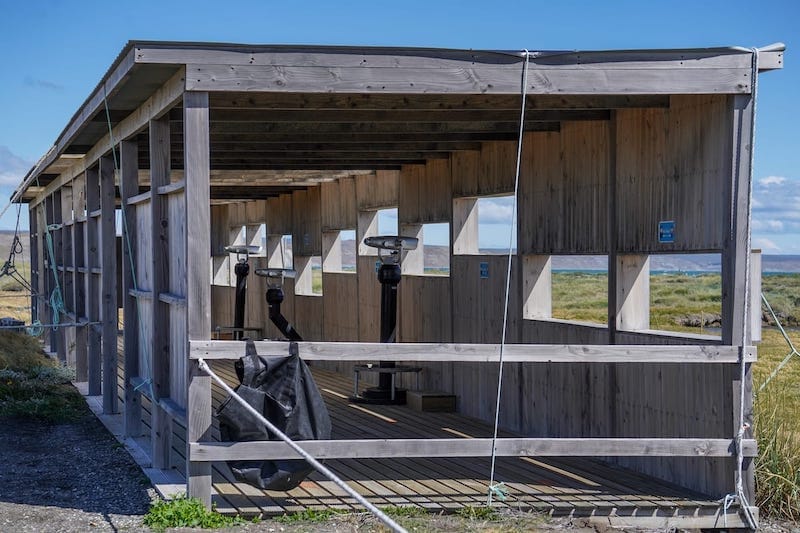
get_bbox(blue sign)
[659,220,675,244]
[375,261,381,273]
[479,262,489,279]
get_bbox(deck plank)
[107,344,732,520]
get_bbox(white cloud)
[758,175,787,186]
[477,196,515,224]
[0,146,32,186]
[752,237,781,252]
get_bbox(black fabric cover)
[217,341,331,490]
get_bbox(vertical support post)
[99,155,118,414]
[29,205,39,325]
[184,91,212,507]
[607,111,618,344]
[62,186,76,367]
[52,190,66,361]
[399,223,423,275]
[72,176,88,381]
[723,93,756,503]
[86,165,102,396]
[36,203,49,332]
[120,139,143,437]
[150,115,173,467]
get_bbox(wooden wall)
[198,97,743,498]
[616,95,731,252]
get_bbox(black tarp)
[216,341,331,490]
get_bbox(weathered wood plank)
[190,340,755,363]
[99,156,118,414]
[190,437,756,461]
[85,166,101,395]
[120,139,142,437]
[186,63,751,95]
[27,68,185,208]
[184,91,213,507]
[150,114,172,468]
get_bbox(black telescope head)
[255,267,295,290]
[224,244,261,264]
[363,235,418,265]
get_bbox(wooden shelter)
[11,41,784,528]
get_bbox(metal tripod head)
[224,244,261,264]
[255,267,295,290]
[363,236,418,266]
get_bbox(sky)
[0,0,797,252]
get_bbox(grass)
[551,271,800,522]
[144,495,247,531]
[0,331,84,422]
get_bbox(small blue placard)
[659,220,675,244]
[375,261,381,273]
[479,262,489,279]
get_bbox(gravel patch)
[0,409,154,532]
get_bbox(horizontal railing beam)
[190,340,755,364]
[190,437,756,461]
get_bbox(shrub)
[144,495,245,531]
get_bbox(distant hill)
[4,232,798,274]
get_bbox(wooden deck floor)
[107,345,734,523]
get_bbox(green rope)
[44,229,66,329]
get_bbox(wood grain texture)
[185,63,750,95]
[190,340,754,363]
[120,139,142,436]
[184,91,212,505]
[99,156,118,414]
[191,437,755,461]
[291,188,322,256]
[85,167,101,395]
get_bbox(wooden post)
[86,165,101,396]
[29,205,39,329]
[99,155,118,414]
[120,139,143,437]
[73,177,88,382]
[51,190,66,361]
[35,203,49,335]
[150,115,173,467]
[607,111,618,344]
[722,93,756,503]
[184,91,212,507]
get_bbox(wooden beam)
[207,92,671,111]
[150,115,172,469]
[184,91,212,507]
[26,68,185,208]
[190,437,757,461]
[120,139,142,437]
[203,120,561,136]
[99,156,118,414]
[205,108,609,123]
[186,63,750,95]
[190,340,755,363]
[85,167,101,395]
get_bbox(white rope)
[757,292,800,392]
[487,49,530,505]
[196,358,407,533]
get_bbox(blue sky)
[0,0,797,252]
